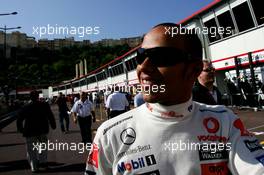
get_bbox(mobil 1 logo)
[117,154,157,173]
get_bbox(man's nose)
[140,57,155,71]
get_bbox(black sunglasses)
[136,47,197,67]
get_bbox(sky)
[1,0,213,42]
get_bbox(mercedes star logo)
[120,127,136,145]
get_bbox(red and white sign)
[212,49,264,71]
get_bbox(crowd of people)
[225,76,264,108]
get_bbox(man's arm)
[134,95,138,108]
[45,103,56,129]
[91,111,96,122]
[124,94,129,110]
[85,125,113,175]
[54,97,59,104]
[64,99,70,112]
[228,113,264,174]
[90,101,96,122]
[105,95,111,118]
[72,112,78,123]
[16,108,26,133]
[71,101,78,124]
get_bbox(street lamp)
[0,12,18,16]
[0,12,19,101]
[0,26,21,59]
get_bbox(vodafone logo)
[203,117,219,133]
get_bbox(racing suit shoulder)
[85,106,141,175]
[196,102,228,113]
[195,102,264,174]
[195,102,236,126]
[100,109,137,138]
[228,113,264,174]
[195,102,238,125]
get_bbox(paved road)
[0,104,107,175]
[233,108,264,142]
[0,105,264,175]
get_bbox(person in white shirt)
[71,91,95,144]
[105,86,129,118]
[134,92,145,107]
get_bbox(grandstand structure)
[51,0,264,98]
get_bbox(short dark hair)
[152,23,202,60]
[80,91,87,97]
[114,86,120,91]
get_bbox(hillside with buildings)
[0,31,141,96]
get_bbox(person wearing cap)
[192,60,223,105]
[17,90,56,173]
[85,23,264,175]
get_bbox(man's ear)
[183,61,203,81]
[194,61,203,76]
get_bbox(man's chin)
[205,80,214,85]
[143,93,161,103]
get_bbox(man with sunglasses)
[85,23,264,175]
[193,60,223,105]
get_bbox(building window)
[73,82,79,88]
[108,68,113,77]
[204,18,221,43]
[66,84,71,89]
[232,2,255,32]
[250,0,264,25]
[125,60,131,71]
[96,72,106,81]
[105,69,109,77]
[125,58,137,71]
[217,11,236,38]
[80,79,86,86]
[112,67,117,76]
[88,76,96,83]
[131,58,137,70]
[110,64,124,76]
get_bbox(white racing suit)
[85,98,264,175]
